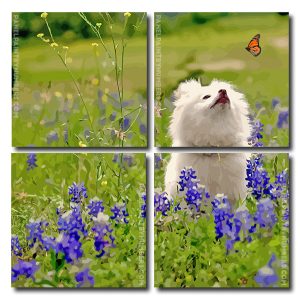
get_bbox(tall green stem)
[44,17,98,145]
[57,54,96,140]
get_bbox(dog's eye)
[202,95,211,100]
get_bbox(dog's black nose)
[218,89,227,95]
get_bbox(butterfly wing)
[247,45,261,56]
[245,34,261,57]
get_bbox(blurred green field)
[155,13,289,147]
[13,13,147,147]
[12,153,146,287]
[154,153,289,288]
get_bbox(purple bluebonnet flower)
[254,198,277,229]
[109,112,117,121]
[110,203,129,224]
[112,153,119,163]
[211,194,234,240]
[139,124,147,135]
[246,155,274,201]
[282,207,289,227]
[56,207,64,216]
[255,254,278,287]
[272,98,280,109]
[277,110,289,128]
[154,192,171,216]
[26,220,47,248]
[123,155,133,167]
[57,207,87,239]
[75,268,95,288]
[173,201,181,213]
[87,199,105,218]
[255,102,262,110]
[11,235,22,256]
[211,194,256,252]
[112,154,133,167]
[26,220,57,251]
[68,182,88,204]
[178,167,197,190]
[248,120,264,147]
[47,131,59,144]
[246,155,289,202]
[271,170,289,199]
[122,100,132,108]
[55,233,83,263]
[27,153,37,171]
[141,193,147,218]
[275,170,288,185]
[55,201,86,264]
[12,259,39,283]
[178,167,210,212]
[224,217,243,251]
[41,236,56,251]
[213,201,257,252]
[154,154,163,169]
[92,215,115,258]
[234,206,256,241]
[121,117,130,131]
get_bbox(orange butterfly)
[245,34,261,57]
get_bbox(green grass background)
[155,13,289,147]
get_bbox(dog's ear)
[173,79,200,102]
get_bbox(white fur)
[165,153,250,203]
[166,79,252,202]
[169,79,251,147]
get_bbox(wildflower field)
[154,153,289,288]
[11,153,146,287]
[12,12,147,147]
[155,13,289,147]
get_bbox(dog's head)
[169,79,251,147]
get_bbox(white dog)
[165,79,252,202]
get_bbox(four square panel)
[11,12,290,288]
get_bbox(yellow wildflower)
[96,23,102,28]
[79,141,87,147]
[101,180,108,187]
[124,12,131,17]
[102,94,108,104]
[41,12,48,19]
[54,91,62,98]
[37,33,44,38]
[91,42,99,47]
[91,78,99,86]
[50,42,58,48]
[66,93,73,100]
